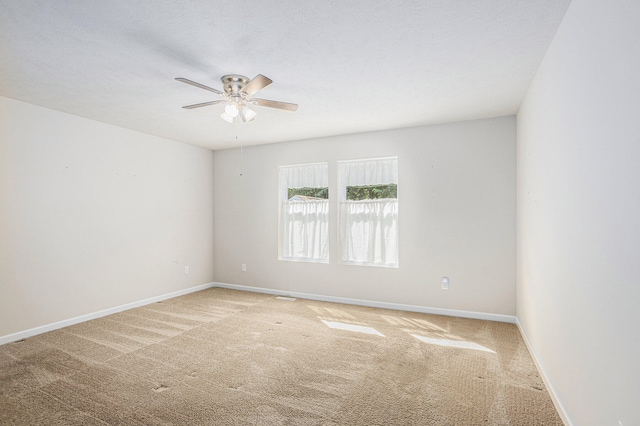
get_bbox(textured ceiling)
[0,1,571,150]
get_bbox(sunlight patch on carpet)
[411,334,494,353]
[321,320,384,336]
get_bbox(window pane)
[338,157,398,267]
[288,187,329,200]
[346,184,396,200]
[279,163,329,263]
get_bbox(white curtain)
[338,157,398,187]
[282,200,329,261]
[340,200,398,267]
[279,162,328,190]
[279,162,329,262]
[339,157,398,267]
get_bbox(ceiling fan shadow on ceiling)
[175,74,298,123]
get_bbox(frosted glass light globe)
[224,103,239,117]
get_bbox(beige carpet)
[0,288,562,425]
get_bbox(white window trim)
[337,156,399,268]
[278,162,330,263]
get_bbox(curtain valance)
[279,162,328,189]
[338,157,397,187]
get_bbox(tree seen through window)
[288,187,328,200]
[346,184,397,200]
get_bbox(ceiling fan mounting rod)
[222,74,250,96]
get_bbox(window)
[339,157,398,267]
[279,162,329,263]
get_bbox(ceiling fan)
[175,74,298,123]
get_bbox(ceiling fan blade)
[241,74,272,96]
[251,98,298,112]
[175,77,223,95]
[182,100,226,109]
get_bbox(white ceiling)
[0,1,571,150]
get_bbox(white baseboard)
[0,282,217,346]
[516,319,573,426]
[1,279,569,425]
[213,282,517,324]
[0,280,516,344]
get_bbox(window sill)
[339,261,398,269]
[279,257,329,264]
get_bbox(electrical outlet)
[241,264,247,272]
[441,277,449,290]
[184,266,189,275]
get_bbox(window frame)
[337,156,399,268]
[278,162,330,264]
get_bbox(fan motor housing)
[221,75,249,95]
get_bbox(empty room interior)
[1,0,638,425]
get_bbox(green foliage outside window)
[346,184,397,200]
[288,187,329,199]
[287,184,397,200]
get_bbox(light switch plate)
[441,277,449,290]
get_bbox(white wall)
[0,97,215,338]
[517,0,640,424]
[213,117,516,316]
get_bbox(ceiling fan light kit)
[176,74,297,124]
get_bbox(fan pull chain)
[235,118,243,177]
[239,135,244,177]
